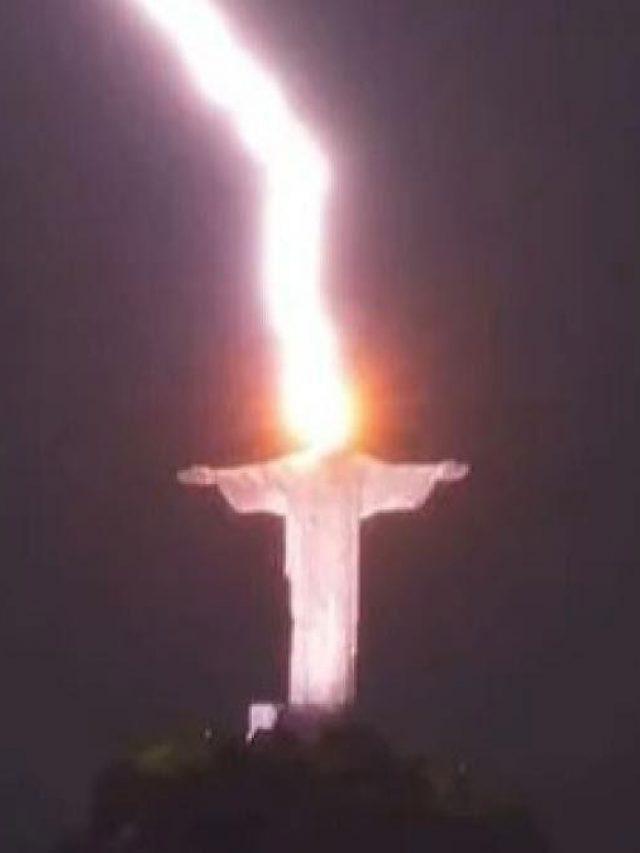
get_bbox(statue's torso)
[276,453,364,706]
[277,453,364,589]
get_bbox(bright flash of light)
[131,0,354,453]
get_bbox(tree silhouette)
[55,721,549,852]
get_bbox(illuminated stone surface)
[179,453,468,711]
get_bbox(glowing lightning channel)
[131,0,354,453]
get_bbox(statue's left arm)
[360,458,470,519]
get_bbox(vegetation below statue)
[54,722,548,852]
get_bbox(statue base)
[247,701,352,742]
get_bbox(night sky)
[1,2,638,851]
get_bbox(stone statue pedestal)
[278,705,353,741]
[248,701,353,743]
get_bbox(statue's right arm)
[177,461,286,515]
[176,465,217,487]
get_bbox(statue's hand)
[177,465,217,487]
[438,461,470,482]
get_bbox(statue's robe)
[214,452,446,709]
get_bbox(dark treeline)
[54,721,549,852]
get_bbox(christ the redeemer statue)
[178,452,469,712]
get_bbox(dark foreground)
[54,721,549,852]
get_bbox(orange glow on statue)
[130,0,469,724]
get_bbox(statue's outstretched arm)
[177,461,286,516]
[436,461,470,483]
[177,465,217,487]
[360,457,470,518]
